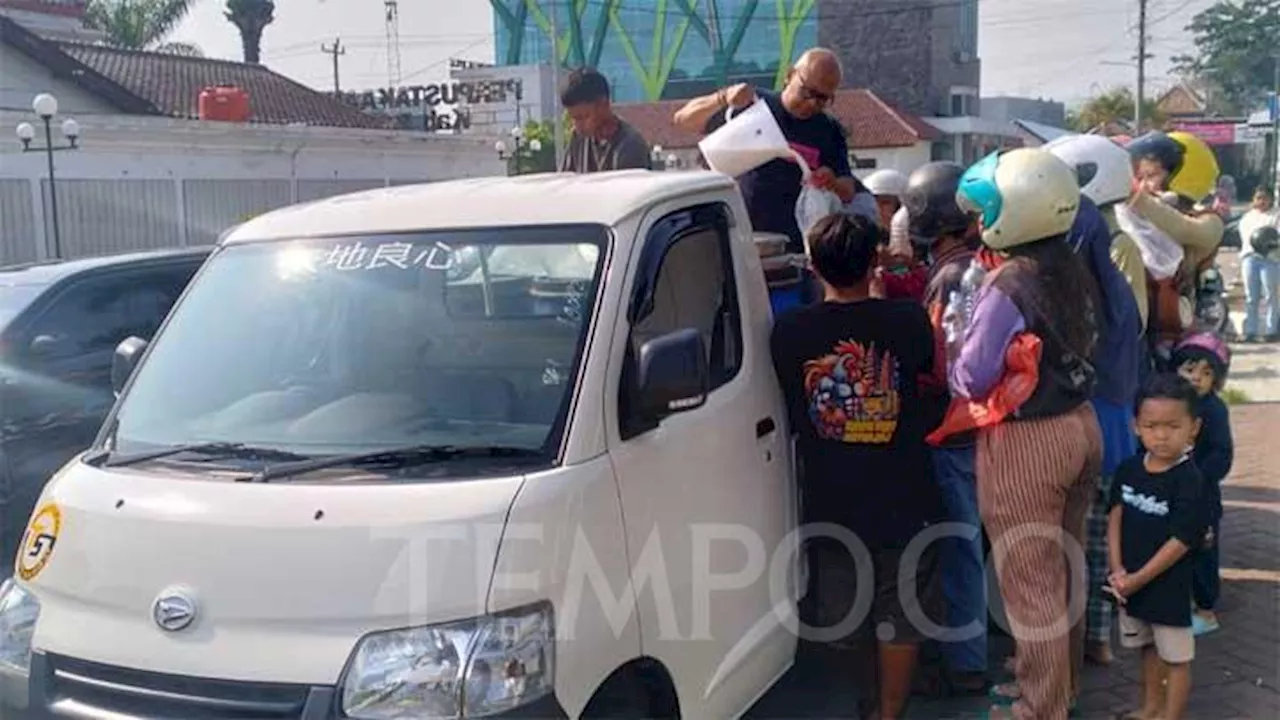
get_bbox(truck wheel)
[582,663,678,719]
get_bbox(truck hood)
[24,459,524,684]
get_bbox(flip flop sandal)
[988,682,1020,705]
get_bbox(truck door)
[606,201,796,718]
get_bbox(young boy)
[771,212,944,720]
[1107,374,1207,720]
[1172,333,1234,634]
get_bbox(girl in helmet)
[1124,131,1225,359]
[951,148,1104,720]
[865,169,929,301]
[1171,333,1234,636]
[864,168,910,228]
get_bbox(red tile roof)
[1156,83,1208,117]
[55,41,394,129]
[614,88,939,151]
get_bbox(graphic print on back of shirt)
[803,340,901,443]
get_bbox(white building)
[0,1,503,264]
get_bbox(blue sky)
[169,0,1219,107]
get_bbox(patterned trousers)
[977,403,1103,720]
[1085,473,1115,644]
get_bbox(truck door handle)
[756,417,776,438]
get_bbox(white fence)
[0,113,507,264]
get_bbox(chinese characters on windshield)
[322,241,456,271]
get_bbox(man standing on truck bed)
[560,67,654,173]
[672,48,858,255]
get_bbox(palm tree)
[1068,87,1166,133]
[225,0,275,65]
[84,0,200,54]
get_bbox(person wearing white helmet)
[951,148,1104,720]
[1045,134,1148,326]
[1046,133,1147,668]
[863,168,910,228]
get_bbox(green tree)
[84,0,198,52]
[225,0,274,64]
[1173,0,1280,113]
[1067,87,1165,132]
[507,119,558,175]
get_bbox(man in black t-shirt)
[1106,374,1205,720]
[673,48,857,253]
[770,213,943,720]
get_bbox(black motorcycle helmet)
[1252,225,1280,256]
[901,161,972,243]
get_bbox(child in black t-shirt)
[770,212,943,720]
[1171,333,1234,635]
[1107,374,1206,720]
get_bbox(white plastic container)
[698,100,792,177]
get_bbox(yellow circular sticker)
[17,503,61,581]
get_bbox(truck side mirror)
[111,336,149,396]
[636,328,708,419]
[28,334,65,357]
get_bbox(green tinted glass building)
[490,0,818,102]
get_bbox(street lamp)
[495,126,545,173]
[15,93,80,259]
[651,145,679,170]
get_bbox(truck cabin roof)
[221,171,742,244]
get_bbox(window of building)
[853,156,878,170]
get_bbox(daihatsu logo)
[152,590,198,632]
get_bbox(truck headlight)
[342,602,554,719]
[0,579,40,674]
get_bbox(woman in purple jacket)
[952,149,1105,720]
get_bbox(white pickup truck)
[0,171,804,719]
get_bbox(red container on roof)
[198,85,251,122]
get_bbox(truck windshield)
[0,283,44,331]
[109,227,606,461]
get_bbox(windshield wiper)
[93,442,309,468]
[248,444,545,483]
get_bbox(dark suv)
[0,248,209,571]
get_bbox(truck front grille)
[41,654,332,719]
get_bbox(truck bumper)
[5,652,568,719]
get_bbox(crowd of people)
[552,48,1271,720]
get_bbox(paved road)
[748,403,1280,719]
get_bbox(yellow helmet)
[1127,131,1220,202]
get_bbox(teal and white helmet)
[955,148,1082,250]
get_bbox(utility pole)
[1135,0,1148,131]
[550,0,565,170]
[1272,55,1280,203]
[321,38,345,94]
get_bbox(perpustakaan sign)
[335,79,524,132]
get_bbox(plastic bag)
[796,185,844,242]
[792,152,845,246]
[1115,203,1183,280]
[926,332,1043,446]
